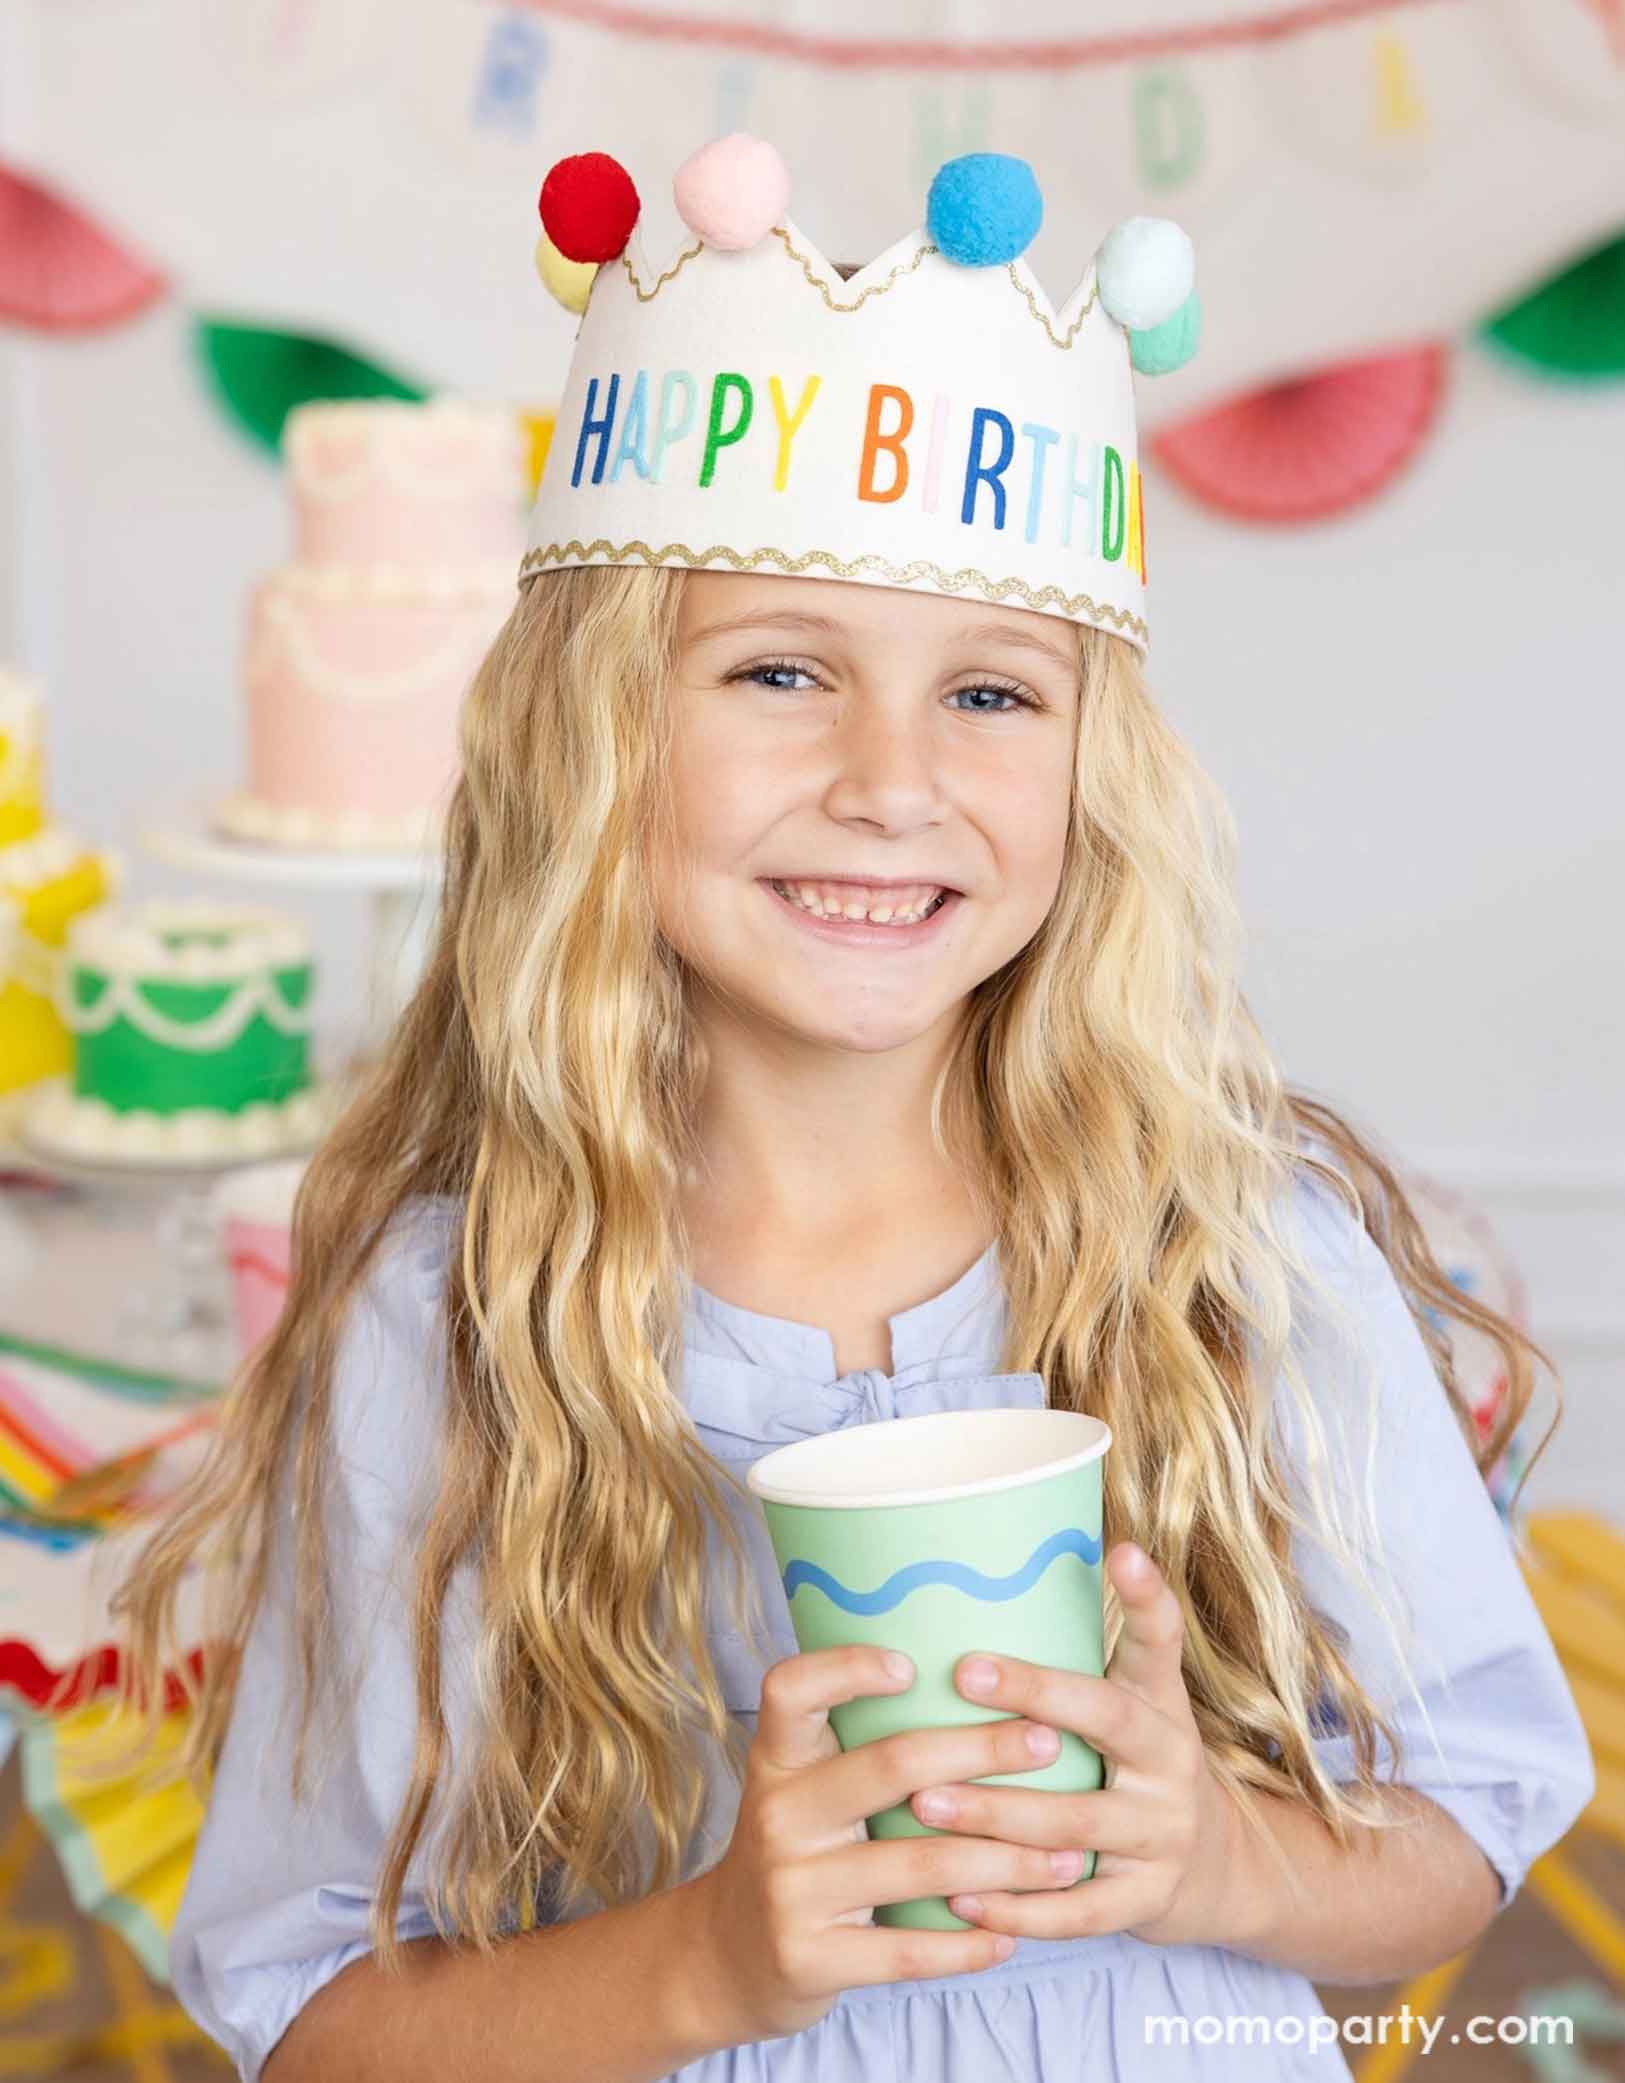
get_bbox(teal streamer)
[1513,1979,1625,2083]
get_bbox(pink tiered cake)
[214,398,526,852]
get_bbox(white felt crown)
[523,138,1201,655]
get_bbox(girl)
[109,142,1592,2083]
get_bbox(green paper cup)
[747,1407,1110,1931]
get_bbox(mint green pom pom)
[1130,289,1202,376]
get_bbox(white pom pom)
[1096,217,1195,333]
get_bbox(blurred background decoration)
[2,0,1624,514]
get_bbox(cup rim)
[746,1407,1110,1510]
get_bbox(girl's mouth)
[759,878,961,947]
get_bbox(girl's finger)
[911,1783,1154,1861]
[1103,1543,1190,1715]
[950,1870,1161,1942]
[956,1654,1180,1776]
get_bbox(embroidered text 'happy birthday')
[563,367,1148,580]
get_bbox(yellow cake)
[0,664,45,846]
[0,670,119,1098]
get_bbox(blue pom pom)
[926,154,1042,267]
[1130,289,1202,376]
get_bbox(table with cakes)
[0,397,523,1972]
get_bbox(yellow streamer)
[0,2004,224,2076]
[94,1916,172,2083]
[1525,1847,1625,1986]
[0,1917,72,2020]
[1351,1950,1473,2083]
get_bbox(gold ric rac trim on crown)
[619,238,708,302]
[774,227,937,310]
[1011,267,1100,349]
[518,539,1147,643]
[615,226,1100,348]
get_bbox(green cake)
[25,900,332,1165]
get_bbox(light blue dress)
[168,1170,1596,2082]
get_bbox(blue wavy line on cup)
[782,1527,1103,1615]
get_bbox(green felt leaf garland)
[1477,231,1625,383]
[192,319,427,455]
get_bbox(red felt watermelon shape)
[0,163,165,332]
[1149,345,1450,523]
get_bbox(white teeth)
[771,879,947,926]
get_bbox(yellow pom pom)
[534,231,596,314]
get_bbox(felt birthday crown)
[523,136,1202,654]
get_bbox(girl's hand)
[909,1540,1244,1948]
[692,1644,1099,2045]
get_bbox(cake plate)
[0,1067,357,1386]
[138,798,444,1045]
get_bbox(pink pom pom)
[673,134,790,251]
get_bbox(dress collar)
[681,1239,1004,1385]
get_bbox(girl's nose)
[823,708,943,809]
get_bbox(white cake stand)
[0,1067,364,1384]
[138,798,445,1043]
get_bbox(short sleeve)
[1270,1171,1596,1913]
[168,1196,484,2082]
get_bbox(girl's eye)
[948,681,1039,716]
[728,660,1039,714]
[731,661,820,694]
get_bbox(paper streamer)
[0,1344,214,1722]
[0,1350,217,1551]
[15,1696,203,1988]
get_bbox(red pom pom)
[537,152,640,265]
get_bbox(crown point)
[1097,217,1195,333]
[925,153,1042,267]
[1130,288,1202,375]
[537,151,640,264]
[534,230,597,314]
[674,133,791,250]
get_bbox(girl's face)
[650,571,1079,1055]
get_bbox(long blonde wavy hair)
[98,560,1559,1970]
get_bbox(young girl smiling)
[109,138,1593,2083]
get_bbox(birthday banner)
[2,0,1622,433]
